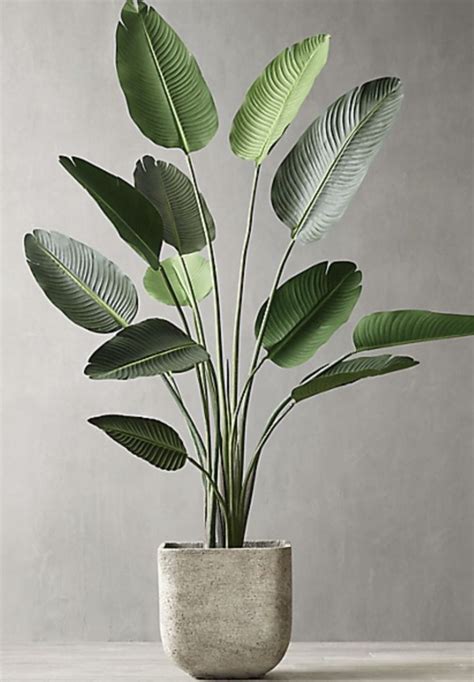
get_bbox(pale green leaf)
[144,253,212,307]
[230,34,330,164]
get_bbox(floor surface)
[2,642,472,681]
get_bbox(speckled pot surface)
[158,541,292,679]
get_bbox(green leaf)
[134,157,215,254]
[144,253,212,307]
[116,0,218,152]
[271,77,403,243]
[230,34,330,164]
[89,414,187,471]
[292,355,418,402]
[24,230,138,333]
[59,156,163,269]
[85,318,208,379]
[353,310,474,351]
[256,261,362,367]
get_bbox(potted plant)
[24,0,474,678]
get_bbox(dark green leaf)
[85,318,208,379]
[134,156,215,254]
[255,261,362,367]
[292,354,419,402]
[89,414,187,470]
[24,230,138,333]
[353,310,474,351]
[59,156,163,268]
[116,0,218,151]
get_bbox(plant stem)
[185,152,232,545]
[237,239,296,455]
[176,254,221,547]
[162,374,206,462]
[241,397,295,529]
[188,455,230,532]
[185,153,227,427]
[231,164,261,411]
[160,266,192,337]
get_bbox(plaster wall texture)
[1,0,473,641]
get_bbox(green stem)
[160,266,192,337]
[185,152,231,543]
[184,153,227,425]
[188,456,230,533]
[238,239,296,455]
[162,374,206,462]
[176,254,220,547]
[160,266,217,542]
[241,397,295,528]
[231,164,261,411]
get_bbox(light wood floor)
[2,642,472,681]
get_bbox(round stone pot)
[158,541,292,679]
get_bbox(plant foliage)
[116,0,218,151]
[24,0,474,549]
[25,230,138,333]
[89,414,188,470]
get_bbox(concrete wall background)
[1,0,472,641]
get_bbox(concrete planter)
[158,541,292,679]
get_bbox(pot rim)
[159,540,290,552]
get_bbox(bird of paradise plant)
[25,0,474,548]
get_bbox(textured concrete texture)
[158,542,292,679]
[1,0,473,642]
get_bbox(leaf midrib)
[100,425,186,456]
[35,239,129,329]
[294,84,399,237]
[266,268,358,359]
[138,8,190,153]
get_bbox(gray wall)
[1,0,473,642]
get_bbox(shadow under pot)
[158,541,292,679]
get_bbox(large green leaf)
[229,34,330,164]
[144,253,212,307]
[24,230,138,333]
[89,414,187,471]
[292,354,418,402]
[255,261,362,367]
[116,0,218,152]
[271,77,403,243]
[134,157,215,254]
[85,318,208,379]
[354,310,474,351]
[60,156,163,269]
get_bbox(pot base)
[158,541,292,679]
